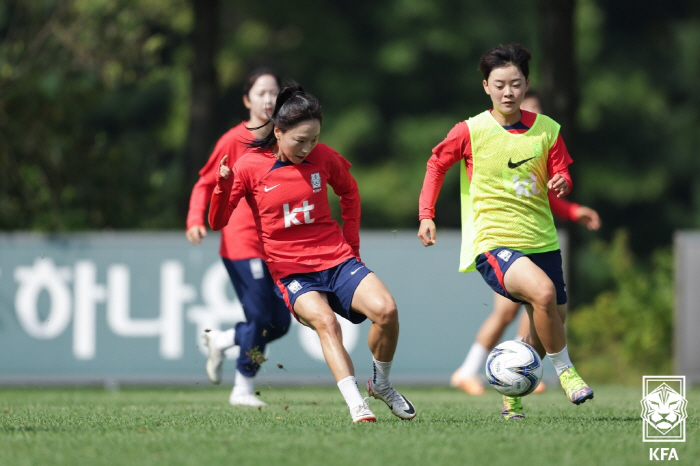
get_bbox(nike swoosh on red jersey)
[264,184,280,192]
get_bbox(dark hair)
[243,67,282,97]
[478,43,532,81]
[247,83,323,150]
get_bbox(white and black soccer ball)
[485,340,543,397]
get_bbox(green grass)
[1,385,698,466]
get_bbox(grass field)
[1,385,698,466]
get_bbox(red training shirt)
[209,143,360,281]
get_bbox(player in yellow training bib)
[417,43,594,420]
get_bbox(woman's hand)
[219,155,231,179]
[185,225,207,245]
[575,206,602,231]
[417,218,437,247]
[547,174,570,197]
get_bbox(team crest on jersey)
[311,172,322,193]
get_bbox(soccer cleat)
[502,395,524,420]
[350,398,377,423]
[229,392,267,407]
[450,370,485,395]
[367,379,417,420]
[532,380,547,394]
[559,367,594,405]
[204,329,225,385]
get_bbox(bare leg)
[351,273,416,420]
[503,257,566,354]
[293,291,355,382]
[350,273,399,362]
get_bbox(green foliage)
[1,0,699,268]
[0,0,189,231]
[568,229,674,383]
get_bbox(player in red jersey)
[186,68,290,407]
[209,84,417,423]
[450,90,602,396]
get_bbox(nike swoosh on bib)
[264,184,280,192]
[508,156,536,169]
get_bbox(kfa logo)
[641,376,687,443]
[512,173,540,197]
[283,201,315,227]
[311,172,322,193]
[649,448,679,461]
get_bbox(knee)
[368,296,398,327]
[529,283,556,309]
[312,312,343,336]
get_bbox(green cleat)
[559,367,594,405]
[501,395,524,420]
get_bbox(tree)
[183,0,219,194]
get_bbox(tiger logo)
[640,383,687,435]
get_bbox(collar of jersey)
[269,159,312,172]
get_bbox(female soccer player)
[209,84,416,423]
[450,90,602,397]
[417,44,594,419]
[186,68,291,407]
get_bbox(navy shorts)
[475,248,567,305]
[275,257,371,324]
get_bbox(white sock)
[371,357,392,389]
[231,369,255,396]
[337,375,364,409]
[458,343,489,378]
[547,346,573,376]
[215,329,236,351]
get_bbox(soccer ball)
[485,340,543,397]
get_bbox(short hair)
[478,44,532,81]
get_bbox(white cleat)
[367,379,416,420]
[229,392,267,407]
[204,329,225,385]
[350,399,376,423]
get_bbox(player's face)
[274,119,321,164]
[244,74,280,125]
[483,65,529,118]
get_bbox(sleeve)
[547,134,573,194]
[326,150,361,257]
[418,122,471,220]
[208,163,247,231]
[186,131,239,230]
[548,192,580,222]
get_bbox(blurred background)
[2,0,699,384]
